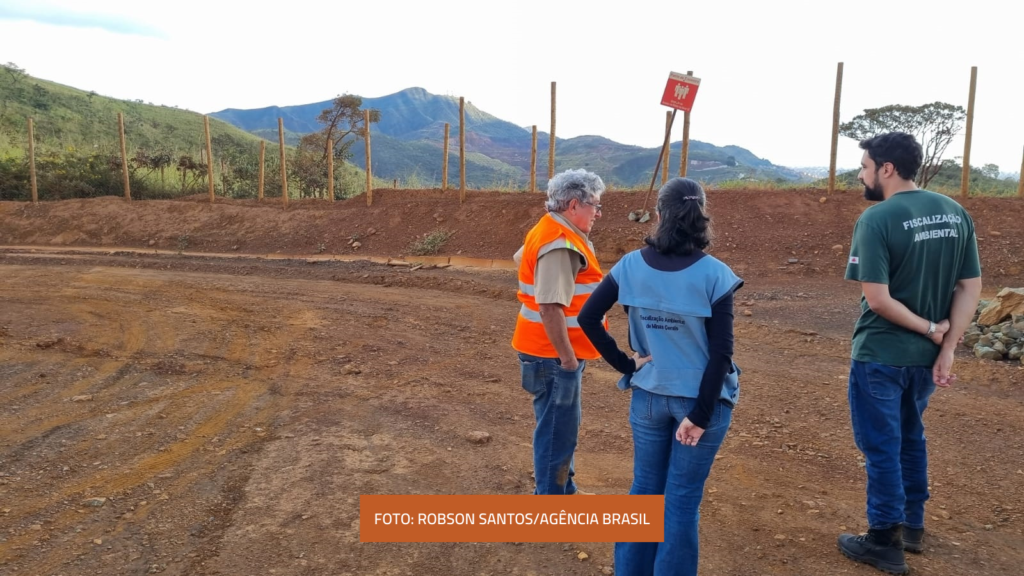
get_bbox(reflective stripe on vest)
[537,238,590,271]
[517,304,605,329]
[518,281,600,297]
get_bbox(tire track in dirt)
[3,257,1023,576]
[0,267,277,570]
[0,264,345,573]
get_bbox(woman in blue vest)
[579,177,743,576]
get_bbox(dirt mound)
[2,188,1021,283]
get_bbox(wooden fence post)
[364,109,373,206]
[530,125,538,193]
[662,110,671,185]
[442,122,450,191]
[278,118,288,206]
[960,66,978,198]
[680,70,693,177]
[204,115,214,203]
[257,141,265,201]
[327,138,334,202]
[828,62,844,195]
[220,158,227,197]
[28,118,38,203]
[118,112,131,201]
[459,96,466,202]
[1018,145,1023,198]
[549,81,556,179]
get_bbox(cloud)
[0,4,165,38]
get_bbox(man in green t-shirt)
[837,132,982,575]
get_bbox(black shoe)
[837,526,909,574]
[902,526,924,554]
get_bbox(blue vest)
[609,250,743,405]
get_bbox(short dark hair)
[645,177,712,256]
[859,132,923,182]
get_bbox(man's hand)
[676,418,705,447]
[561,357,580,371]
[932,348,958,387]
[539,303,577,371]
[631,352,652,371]
[862,283,947,342]
[929,319,950,346]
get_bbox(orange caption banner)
[360,495,664,543]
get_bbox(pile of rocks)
[963,288,1024,365]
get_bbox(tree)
[175,155,208,194]
[1,62,26,87]
[725,155,737,167]
[981,163,1000,179]
[315,94,381,163]
[30,83,51,111]
[840,102,965,189]
[295,94,380,198]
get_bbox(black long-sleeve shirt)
[578,246,738,430]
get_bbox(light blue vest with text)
[610,250,743,405]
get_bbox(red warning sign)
[660,72,701,112]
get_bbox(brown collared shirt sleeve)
[533,249,584,306]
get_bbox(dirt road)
[1,250,1022,575]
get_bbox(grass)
[0,74,266,158]
[0,68,393,201]
[409,228,454,256]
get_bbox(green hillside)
[0,74,263,158]
[824,162,1018,197]
[0,66,383,201]
[212,87,812,189]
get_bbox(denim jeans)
[848,360,936,530]
[518,352,585,495]
[614,386,733,576]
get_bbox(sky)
[1,0,1022,174]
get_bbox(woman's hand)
[676,418,705,447]
[631,352,652,371]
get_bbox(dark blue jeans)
[614,386,733,576]
[848,360,937,530]
[518,352,585,495]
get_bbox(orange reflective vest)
[511,213,607,360]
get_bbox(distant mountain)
[789,166,859,179]
[211,88,812,188]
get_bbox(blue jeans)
[848,360,936,530]
[518,352,585,495]
[614,386,733,576]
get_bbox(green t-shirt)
[845,189,981,366]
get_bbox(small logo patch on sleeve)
[849,256,859,264]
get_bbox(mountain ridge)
[211,87,811,188]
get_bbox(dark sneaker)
[902,526,924,554]
[837,526,909,574]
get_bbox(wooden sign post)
[632,72,701,222]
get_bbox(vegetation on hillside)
[0,63,387,201]
[213,87,809,189]
[822,159,1018,197]
[840,102,964,189]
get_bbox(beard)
[862,168,884,201]
[863,182,884,202]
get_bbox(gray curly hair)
[544,169,605,212]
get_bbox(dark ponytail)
[644,177,713,256]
